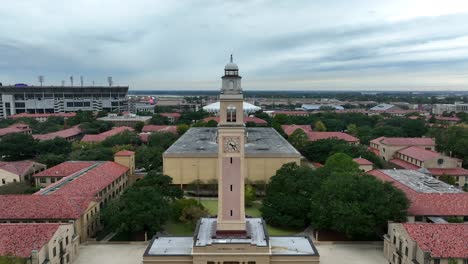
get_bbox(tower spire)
[230,54,233,63]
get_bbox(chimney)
[114,150,135,175]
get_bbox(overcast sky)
[1,0,468,91]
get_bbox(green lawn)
[165,221,195,236]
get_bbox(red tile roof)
[115,150,135,156]
[9,112,76,119]
[0,160,42,176]
[33,161,96,177]
[397,146,440,161]
[160,113,181,118]
[141,125,177,134]
[306,131,359,143]
[0,223,61,258]
[368,170,468,216]
[203,116,268,125]
[81,126,134,142]
[372,137,435,146]
[389,159,421,170]
[353,158,373,165]
[0,123,32,137]
[281,125,313,136]
[402,223,468,258]
[0,195,94,220]
[35,162,128,197]
[428,168,468,176]
[427,115,461,122]
[368,147,380,156]
[272,111,310,116]
[312,162,324,168]
[32,125,82,141]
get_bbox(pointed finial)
[230,54,233,63]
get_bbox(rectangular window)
[405,247,408,256]
[51,178,56,183]
[1,179,5,185]
[393,236,396,244]
[230,210,233,216]
[40,178,46,183]
[433,259,440,264]
[66,254,70,263]
[66,236,69,245]
[230,185,233,191]
[53,247,56,257]
[230,157,233,164]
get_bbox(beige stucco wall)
[0,169,20,186]
[424,156,461,168]
[384,223,464,264]
[358,164,373,172]
[164,156,300,185]
[33,224,78,264]
[375,143,435,161]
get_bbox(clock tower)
[217,55,246,233]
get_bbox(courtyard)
[74,242,387,264]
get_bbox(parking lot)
[75,242,386,264]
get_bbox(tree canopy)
[0,133,36,161]
[101,172,183,237]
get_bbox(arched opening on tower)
[227,105,237,123]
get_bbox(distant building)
[9,112,76,122]
[141,125,177,134]
[426,115,461,124]
[433,102,468,115]
[130,102,155,114]
[160,113,181,123]
[0,123,32,139]
[203,116,268,126]
[281,124,359,144]
[369,103,401,112]
[368,169,468,222]
[302,104,344,111]
[268,110,310,117]
[353,158,373,172]
[369,137,435,161]
[0,223,79,264]
[389,146,467,187]
[0,160,46,186]
[97,113,151,127]
[32,125,82,141]
[0,85,129,118]
[384,223,467,264]
[81,126,134,143]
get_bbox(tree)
[101,172,183,237]
[79,121,112,134]
[150,114,170,125]
[0,133,36,161]
[314,120,326,132]
[261,163,321,228]
[310,169,409,239]
[439,174,457,186]
[67,110,95,126]
[177,124,189,135]
[134,121,145,133]
[36,154,67,167]
[148,132,178,150]
[36,138,72,156]
[323,153,360,172]
[245,184,256,207]
[0,182,39,194]
[179,206,209,227]
[437,126,468,168]
[101,131,140,147]
[135,146,164,171]
[71,146,114,161]
[287,128,309,151]
[205,120,218,127]
[347,124,358,136]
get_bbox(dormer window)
[227,106,237,123]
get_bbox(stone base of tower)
[143,217,320,264]
[216,220,247,236]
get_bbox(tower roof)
[225,54,238,70]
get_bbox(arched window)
[229,80,234,90]
[227,105,237,123]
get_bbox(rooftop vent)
[423,179,440,188]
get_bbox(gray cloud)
[1,0,468,90]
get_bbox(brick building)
[0,123,32,139]
[81,126,134,143]
[32,125,82,141]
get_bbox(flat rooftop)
[145,217,318,257]
[164,127,301,158]
[270,237,317,255]
[379,170,462,193]
[195,218,268,247]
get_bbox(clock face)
[223,137,240,153]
